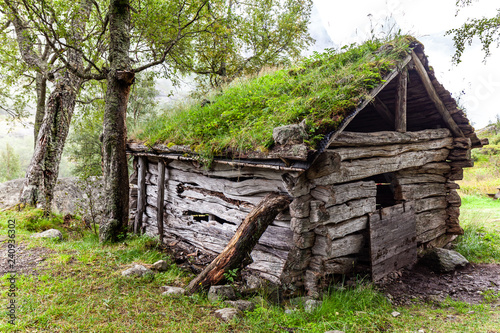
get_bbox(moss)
[131,36,416,161]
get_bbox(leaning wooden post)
[185,193,291,294]
[134,156,147,234]
[156,160,166,244]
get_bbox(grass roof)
[131,36,417,160]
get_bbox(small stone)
[121,264,153,277]
[245,275,264,290]
[304,299,322,313]
[391,311,401,317]
[161,286,186,297]
[214,308,241,321]
[31,229,63,240]
[285,309,296,314]
[272,124,308,145]
[225,300,255,312]
[152,260,169,271]
[208,285,236,302]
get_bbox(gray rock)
[304,299,322,313]
[208,285,236,302]
[152,260,169,271]
[31,229,63,241]
[161,286,186,297]
[391,311,401,317]
[273,124,307,145]
[121,264,153,277]
[225,300,255,312]
[245,275,264,290]
[421,248,469,272]
[214,308,241,321]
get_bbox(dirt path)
[379,263,500,305]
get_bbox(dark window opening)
[364,173,398,209]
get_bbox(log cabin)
[127,37,486,296]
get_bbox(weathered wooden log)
[415,209,447,237]
[310,181,376,207]
[310,197,376,224]
[396,174,447,185]
[282,173,311,197]
[446,189,461,206]
[157,161,166,243]
[314,216,368,240]
[311,234,365,259]
[309,256,357,274]
[314,149,450,185]
[306,151,341,179]
[289,195,311,218]
[329,129,451,147]
[372,96,394,126]
[135,156,147,234]
[414,196,447,213]
[329,137,453,161]
[395,183,447,201]
[185,193,290,294]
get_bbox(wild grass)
[131,36,415,161]
[1,207,499,332]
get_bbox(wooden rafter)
[411,51,464,137]
[371,97,394,126]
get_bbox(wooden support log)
[329,129,451,147]
[157,161,166,244]
[395,70,408,132]
[371,96,394,126]
[135,156,147,234]
[328,137,453,161]
[185,193,290,294]
[411,51,464,137]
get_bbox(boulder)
[208,285,236,302]
[161,286,186,297]
[273,124,307,145]
[121,264,154,277]
[31,229,63,241]
[421,248,469,272]
[214,308,241,322]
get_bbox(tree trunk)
[186,193,291,294]
[34,72,46,146]
[19,0,91,215]
[99,0,134,243]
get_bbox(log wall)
[128,129,474,296]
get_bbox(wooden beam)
[395,70,407,132]
[157,160,166,244]
[135,156,147,234]
[411,51,464,137]
[372,97,394,126]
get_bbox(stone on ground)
[224,300,255,312]
[31,229,63,241]
[161,286,186,297]
[304,299,322,313]
[208,285,236,302]
[152,260,169,271]
[214,308,241,322]
[421,248,469,272]
[121,264,153,277]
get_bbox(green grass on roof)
[131,36,416,159]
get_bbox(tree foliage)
[447,0,500,63]
[0,142,22,182]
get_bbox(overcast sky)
[313,0,500,129]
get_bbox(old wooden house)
[127,38,485,295]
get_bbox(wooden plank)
[329,129,451,147]
[395,70,408,132]
[411,51,464,137]
[369,203,417,281]
[135,156,147,234]
[414,196,447,213]
[157,161,166,243]
[314,149,450,185]
[314,216,368,240]
[329,137,453,161]
[415,209,447,237]
[310,197,376,224]
[395,183,447,201]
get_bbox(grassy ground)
[1,207,499,332]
